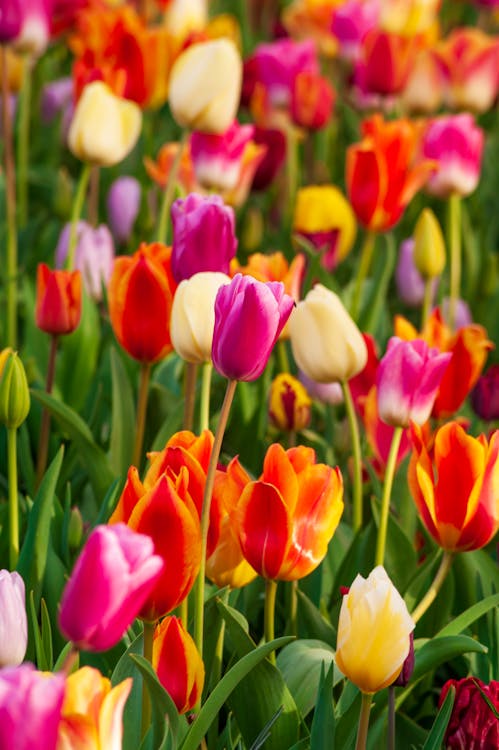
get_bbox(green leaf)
[112,634,145,750]
[130,653,182,750]
[358,232,396,335]
[296,589,336,648]
[412,635,488,683]
[40,597,54,669]
[109,348,136,476]
[58,292,100,411]
[422,685,455,750]
[179,636,294,750]
[28,590,50,671]
[437,593,499,638]
[277,639,340,718]
[310,662,335,750]
[249,707,284,750]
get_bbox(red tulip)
[153,616,205,714]
[35,263,82,336]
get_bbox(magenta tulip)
[376,337,451,427]
[1,0,53,56]
[246,38,319,108]
[59,524,164,651]
[0,664,65,750]
[0,0,22,43]
[212,274,294,381]
[171,193,238,283]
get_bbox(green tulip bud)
[67,507,84,550]
[413,208,446,279]
[0,351,30,429]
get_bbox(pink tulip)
[332,0,380,63]
[245,38,319,108]
[376,337,451,427]
[421,113,484,198]
[212,274,294,381]
[107,176,141,245]
[56,221,115,302]
[0,663,65,750]
[190,121,256,192]
[1,0,53,56]
[58,524,164,651]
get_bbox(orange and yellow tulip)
[408,422,499,551]
[35,264,82,336]
[153,616,205,715]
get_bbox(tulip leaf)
[436,592,499,638]
[28,590,51,671]
[179,636,295,750]
[370,497,417,593]
[412,635,488,683]
[58,291,100,412]
[358,231,396,335]
[276,639,340,718]
[40,596,54,669]
[94,477,123,526]
[30,389,115,499]
[296,589,337,648]
[421,685,455,750]
[310,661,336,749]
[109,347,136,476]
[112,634,144,750]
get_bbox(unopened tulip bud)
[471,365,499,422]
[107,176,141,245]
[393,632,415,687]
[67,507,84,550]
[153,616,205,714]
[0,350,30,429]
[268,372,311,432]
[0,570,27,667]
[413,208,446,279]
[35,264,82,336]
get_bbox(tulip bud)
[0,350,30,429]
[7,0,51,57]
[395,239,427,307]
[413,208,446,279]
[168,38,242,134]
[470,365,499,422]
[68,81,142,168]
[392,632,414,687]
[35,264,82,336]
[268,372,311,432]
[67,507,84,550]
[40,77,73,124]
[107,176,141,245]
[299,370,344,406]
[0,570,27,667]
[289,285,368,383]
[56,223,115,303]
[171,272,230,364]
[153,616,205,714]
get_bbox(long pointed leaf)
[310,662,335,750]
[437,593,499,638]
[422,685,455,750]
[130,653,182,750]
[109,348,135,476]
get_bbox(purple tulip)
[107,175,141,244]
[0,570,27,667]
[40,77,73,123]
[395,239,427,307]
[58,524,164,652]
[439,297,473,330]
[0,663,65,750]
[212,273,294,381]
[56,221,115,302]
[376,337,452,427]
[171,193,238,283]
[299,370,344,406]
[470,364,499,421]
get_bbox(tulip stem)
[183,362,198,431]
[388,686,396,750]
[157,129,189,245]
[132,362,151,469]
[194,379,237,669]
[351,231,376,321]
[87,166,100,227]
[7,427,19,570]
[141,620,155,740]
[421,278,433,328]
[67,162,91,271]
[285,123,299,226]
[16,53,31,229]
[288,580,298,637]
[1,44,18,349]
[341,379,363,532]
[355,692,373,750]
[199,362,213,433]
[375,426,403,567]
[207,589,229,749]
[411,551,454,624]
[179,597,188,630]
[264,579,278,664]
[447,193,462,333]
[36,335,58,488]
[277,339,290,373]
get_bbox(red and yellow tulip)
[153,617,205,715]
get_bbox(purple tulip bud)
[171,193,238,283]
[107,175,141,244]
[395,238,436,308]
[299,370,344,405]
[0,570,27,667]
[56,222,115,302]
[393,632,415,687]
[439,297,473,330]
[470,364,499,421]
[40,77,73,123]
[212,273,294,381]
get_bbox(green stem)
[157,130,189,244]
[132,363,151,469]
[16,54,31,229]
[66,162,91,271]
[264,579,278,665]
[36,335,58,488]
[207,588,229,750]
[179,597,188,630]
[355,692,373,750]
[7,427,18,570]
[341,379,363,532]
[388,686,395,750]
[447,193,461,333]
[87,165,100,227]
[351,231,376,321]
[277,338,290,373]
[183,361,198,431]
[141,620,156,740]
[285,123,299,225]
[194,379,237,666]
[411,551,454,624]
[199,362,213,433]
[375,426,403,567]
[421,277,434,328]
[2,45,18,349]
[288,580,298,637]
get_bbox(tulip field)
[2,0,499,748]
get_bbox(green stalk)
[157,130,189,244]
[411,551,454,624]
[36,335,58,488]
[199,362,213,433]
[7,427,18,569]
[375,426,403,567]
[141,620,156,739]
[355,692,373,750]
[66,162,91,271]
[277,338,290,373]
[2,45,18,349]
[351,231,376,321]
[420,277,434,328]
[132,363,151,469]
[341,379,364,532]
[285,123,299,225]
[288,580,298,637]
[207,588,229,749]
[183,361,198,431]
[16,54,32,229]
[447,193,461,333]
[264,579,278,665]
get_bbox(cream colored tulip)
[68,82,142,168]
[171,272,231,363]
[335,566,415,694]
[168,39,242,134]
[163,0,208,38]
[289,285,367,383]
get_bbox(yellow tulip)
[413,208,446,279]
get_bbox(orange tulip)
[35,264,82,336]
[346,114,435,232]
[395,309,493,417]
[153,616,205,714]
[235,443,343,581]
[408,422,499,551]
[108,242,176,364]
[360,30,421,96]
[232,251,305,303]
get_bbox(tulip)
[212,274,294,382]
[439,677,499,749]
[233,251,305,304]
[335,566,415,693]
[362,385,412,477]
[168,39,242,134]
[58,524,164,650]
[289,285,368,384]
[379,0,440,35]
[0,350,30,430]
[0,663,65,750]
[163,0,208,39]
[107,176,141,245]
[251,127,286,191]
[190,121,257,193]
[331,0,380,64]
[440,297,473,330]
[402,49,443,115]
[171,271,230,364]
[471,365,499,421]
[376,337,451,428]
[395,238,428,307]
[298,371,344,406]
[409,422,499,552]
[35,263,82,336]
[291,70,335,131]
[0,0,22,43]
[56,221,115,303]
[236,443,343,580]
[421,113,484,199]
[57,667,132,750]
[152,617,205,714]
[1,0,52,57]
[171,193,238,284]
[144,141,199,193]
[40,77,73,124]
[413,208,446,279]
[268,372,311,432]
[108,242,176,364]
[0,570,27,667]
[357,29,420,97]
[68,81,142,168]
